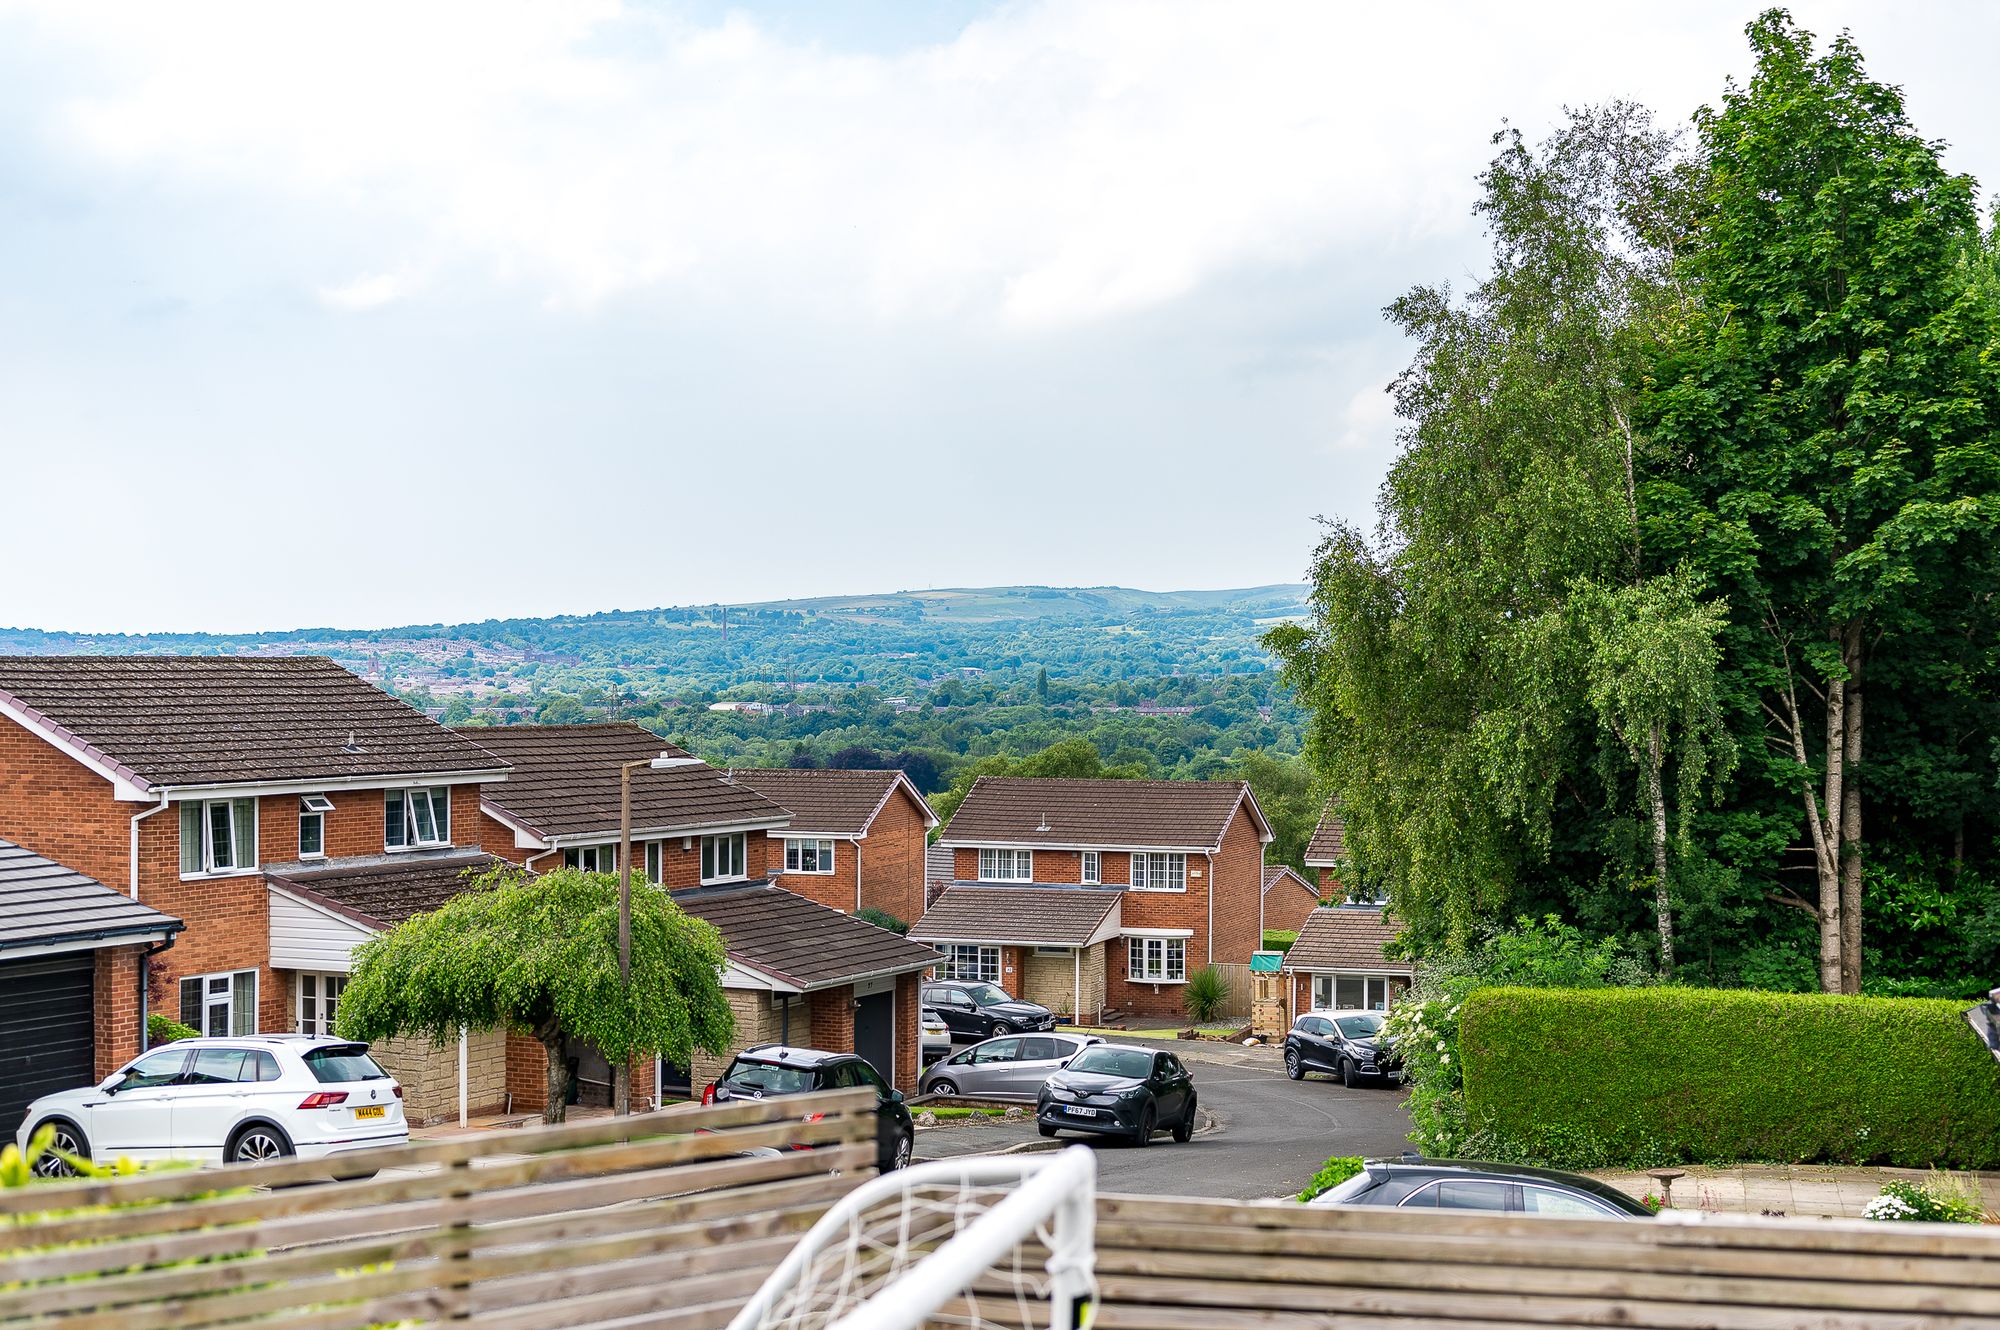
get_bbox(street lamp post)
[614,751,680,1117]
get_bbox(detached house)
[723,768,937,924]
[1262,864,1321,936]
[461,723,940,1098]
[0,656,513,1124]
[913,777,1271,1022]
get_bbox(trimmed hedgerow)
[1460,986,2000,1169]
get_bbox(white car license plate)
[1061,1105,1098,1118]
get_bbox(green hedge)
[1460,986,2000,1169]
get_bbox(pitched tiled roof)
[938,777,1268,851]
[1263,864,1317,898]
[264,848,505,929]
[457,724,788,841]
[0,838,183,952]
[0,656,510,789]
[1304,802,1346,865]
[726,768,936,838]
[1283,905,1408,973]
[674,882,941,991]
[925,843,954,886]
[909,884,1123,947]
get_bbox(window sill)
[297,852,326,861]
[385,842,452,854]
[784,868,837,876]
[700,874,750,886]
[1125,886,1188,894]
[178,868,261,882]
[1129,977,1189,986]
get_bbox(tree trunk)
[1838,622,1864,995]
[536,1016,566,1125]
[1814,666,1847,995]
[1645,723,1674,973]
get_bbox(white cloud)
[317,271,413,311]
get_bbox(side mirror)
[886,1089,904,1104]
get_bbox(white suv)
[16,1034,408,1175]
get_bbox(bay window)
[937,944,1000,983]
[977,848,1032,882]
[1130,852,1186,892]
[178,799,257,876]
[1127,937,1186,983]
[386,787,451,850]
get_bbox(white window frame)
[1080,851,1101,885]
[1130,852,1187,893]
[784,837,837,875]
[178,798,258,878]
[296,971,348,1036]
[386,787,451,851]
[977,848,1033,882]
[701,832,748,884]
[644,840,664,884]
[298,794,333,860]
[564,844,619,873]
[937,944,1001,983]
[1313,972,1400,1012]
[1127,937,1186,984]
[180,969,258,1037]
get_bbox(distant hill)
[739,584,1309,624]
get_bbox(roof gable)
[939,777,1269,851]
[1283,905,1408,973]
[0,656,509,791]
[727,768,937,838]
[1304,802,1346,865]
[1263,864,1318,897]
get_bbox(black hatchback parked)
[1283,1010,1401,1087]
[702,1045,915,1172]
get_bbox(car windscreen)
[963,983,1011,1007]
[303,1045,389,1084]
[721,1061,817,1095]
[1335,1014,1385,1038]
[1066,1048,1153,1078]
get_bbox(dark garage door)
[854,990,894,1084]
[0,952,95,1140]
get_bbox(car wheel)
[1173,1096,1196,1143]
[30,1120,89,1178]
[1340,1058,1357,1089]
[1283,1047,1304,1081]
[930,1077,958,1097]
[1039,1123,1058,1138]
[1133,1105,1156,1148]
[889,1130,912,1172]
[991,1022,1013,1037]
[228,1123,295,1164]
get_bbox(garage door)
[0,952,95,1141]
[854,990,894,1084]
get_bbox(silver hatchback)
[919,1033,1102,1101]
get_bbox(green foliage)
[930,738,1151,827]
[1,1125,144,1187]
[854,907,908,935]
[1459,987,2000,1169]
[1864,1177,1988,1223]
[146,1013,199,1046]
[1297,1154,1364,1204]
[1262,929,1298,953]
[1228,751,1320,874]
[337,865,735,1121]
[1181,966,1231,1025]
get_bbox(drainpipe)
[1073,946,1082,1028]
[138,932,178,1054]
[131,792,171,898]
[526,845,559,873]
[854,841,863,913]
[458,1025,469,1127]
[1206,852,1215,970]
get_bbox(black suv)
[920,981,1055,1041]
[1283,1010,1401,1087]
[703,1045,914,1172]
[1309,1158,1655,1218]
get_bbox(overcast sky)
[2,2,1995,633]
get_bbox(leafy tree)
[337,865,735,1123]
[1640,11,2000,992]
[1230,750,1319,873]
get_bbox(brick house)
[1262,864,1321,936]
[0,838,182,1139]
[458,723,937,1098]
[0,656,513,1117]
[1303,802,1347,897]
[1280,904,1413,1019]
[914,777,1273,1021]
[723,768,937,924]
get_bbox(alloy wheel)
[232,1129,290,1163]
[31,1125,83,1178]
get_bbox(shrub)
[854,907,908,935]
[1459,987,2000,1169]
[1262,929,1299,952]
[147,1013,200,1045]
[1297,1154,1363,1203]
[1863,1177,1987,1223]
[1182,966,1231,1024]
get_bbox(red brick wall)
[893,973,919,1092]
[0,715,137,890]
[767,835,855,911]
[860,788,930,923]
[1210,810,1265,966]
[506,1031,550,1115]
[808,986,855,1053]
[1315,866,1345,899]
[1265,879,1321,934]
[93,946,145,1078]
[948,845,1131,886]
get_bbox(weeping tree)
[337,865,735,1123]
[1270,104,1733,966]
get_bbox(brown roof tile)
[0,656,509,789]
[938,777,1267,851]
[674,882,941,990]
[726,768,935,838]
[265,848,505,929]
[1304,802,1346,865]
[0,837,183,952]
[457,724,788,841]
[1263,864,1317,898]
[909,884,1123,947]
[1282,905,1409,973]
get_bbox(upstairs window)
[701,833,747,884]
[977,848,1032,882]
[1130,852,1186,892]
[1080,850,1101,884]
[298,794,333,859]
[563,845,621,873]
[179,799,256,876]
[784,838,836,874]
[644,840,664,884]
[386,787,451,850]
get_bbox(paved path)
[916,1036,1414,1200]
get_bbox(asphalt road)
[915,1039,1413,1200]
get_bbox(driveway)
[915,1037,1413,1200]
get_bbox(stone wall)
[1020,945,1107,1024]
[371,1027,508,1126]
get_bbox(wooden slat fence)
[0,1088,877,1330]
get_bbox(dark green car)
[1035,1044,1196,1146]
